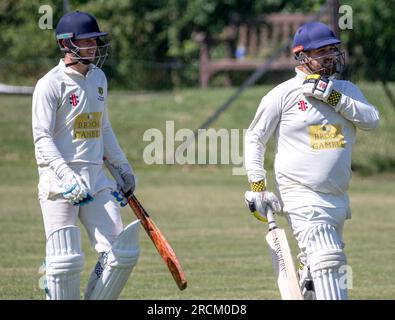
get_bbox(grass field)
[0,84,394,300]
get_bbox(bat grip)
[266,207,278,231]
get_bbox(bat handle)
[266,207,278,231]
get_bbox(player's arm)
[32,79,92,205]
[334,81,380,131]
[32,78,68,177]
[102,81,136,197]
[245,91,281,183]
[302,75,379,130]
[244,91,282,221]
[102,107,129,168]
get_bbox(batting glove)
[60,169,94,206]
[302,74,342,108]
[117,163,136,195]
[244,180,282,222]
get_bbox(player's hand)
[302,74,342,107]
[117,163,136,195]
[244,190,282,222]
[61,170,94,206]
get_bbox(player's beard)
[303,51,345,78]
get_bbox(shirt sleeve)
[244,89,282,183]
[334,81,380,131]
[102,79,129,167]
[32,78,69,177]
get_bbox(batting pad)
[45,225,85,300]
[307,224,348,300]
[84,219,140,300]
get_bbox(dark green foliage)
[0,0,393,88]
[342,0,395,82]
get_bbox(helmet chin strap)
[65,53,94,68]
[65,61,79,67]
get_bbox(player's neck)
[63,56,90,76]
[296,65,310,75]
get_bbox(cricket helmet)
[292,21,345,77]
[55,11,109,68]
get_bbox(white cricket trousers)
[285,205,347,252]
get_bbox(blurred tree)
[0,0,62,84]
[0,0,393,89]
[342,0,395,82]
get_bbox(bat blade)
[266,227,303,300]
[128,195,187,290]
[103,158,187,290]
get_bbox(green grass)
[0,83,394,300]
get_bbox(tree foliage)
[0,0,393,89]
[342,0,395,82]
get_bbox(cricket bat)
[265,208,303,300]
[104,158,187,290]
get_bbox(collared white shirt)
[32,59,127,178]
[245,68,379,213]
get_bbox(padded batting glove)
[244,180,282,222]
[117,163,136,195]
[302,74,342,108]
[111,163,136,207]
[60,168,94,206]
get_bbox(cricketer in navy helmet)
[244,21,380,300]
[32,11,140,300]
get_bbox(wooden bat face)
[103,159,187,290]
[128,195,188,291]
[266,227,303,300]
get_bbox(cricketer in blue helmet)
[244,21,380,300]
[292,21,345,77]
[32,11,140,300]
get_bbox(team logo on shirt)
[298,99,310,111]
[73,112,102,140]
[98,87,104,101]
[309,124,345,150]
[69,93,79,107]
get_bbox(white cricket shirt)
[32,59,128,178]
[245,69,379,213]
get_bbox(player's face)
[74,38,97,60]
[306,45,344,77]
[305,45,340,76]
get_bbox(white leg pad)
[307,224,348,300]
[45,226,85,300]
[84,220,140,300]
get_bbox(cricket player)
[244,22,380,300]
[32,11,140,300]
